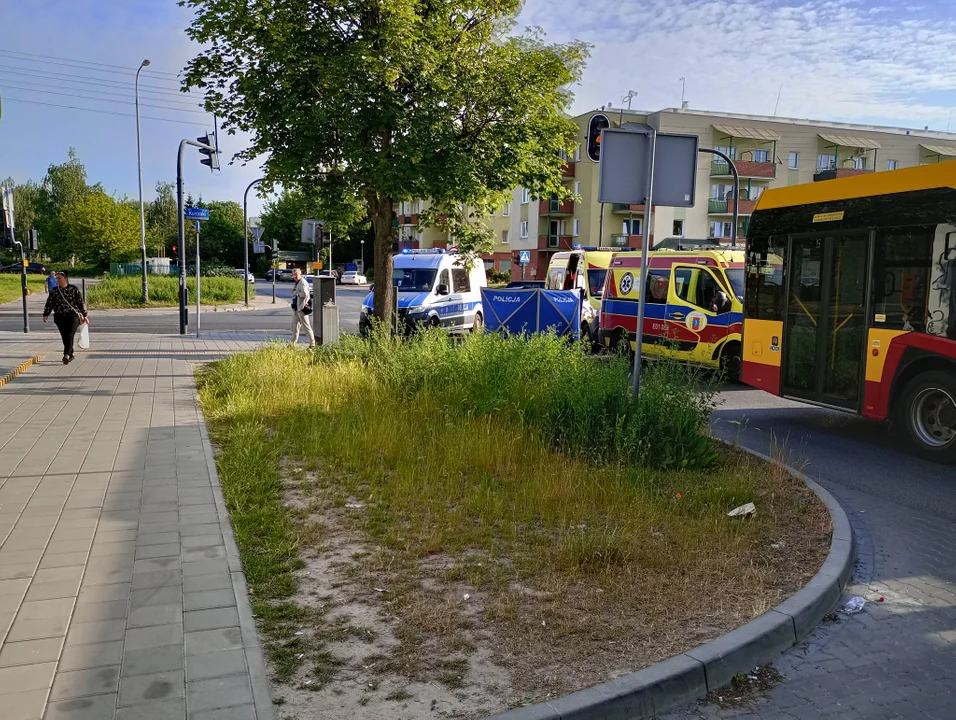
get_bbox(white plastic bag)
[77,321,90,350]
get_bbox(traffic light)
[197,132,220,171]
[171,244,179,264]
[28,228,38,251]
[586,113,610,163]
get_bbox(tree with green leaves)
[182,0,587,324]
[146,181,179,257]
[35,148,99,262]
[200,200,245,267]
[60,190,140,265]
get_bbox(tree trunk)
[367,191,394,327]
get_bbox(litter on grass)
[728,502,756,518]
[842,596,865,614]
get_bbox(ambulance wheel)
[719,342,742,383]
[472,312,484,332]
[897,371,956,464]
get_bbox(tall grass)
[87,274,249,308]
[322,328,718,469]
[197,336,829,689]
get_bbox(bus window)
[871,230,934,334]
[745,237,785,321]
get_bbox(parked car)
[278,269,294,282]
[235,269,255,284]
[505,280,545,289]
[0,262,47,275]
[340,270,367,285]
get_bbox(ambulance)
[598,246,746,378]
[359,248,487,334]
[545,246,625,350]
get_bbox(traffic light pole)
[242,177,264,307]
[13,236,28,334]
[176,136,217,335]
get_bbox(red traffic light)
[172,245,177,252]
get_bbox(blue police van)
[360,249,488,334]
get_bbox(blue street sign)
[185,207,210,221]
[518,250,531,264]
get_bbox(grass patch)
[0,275,46,305]
[198,332,830,708]
[87,274,249,308]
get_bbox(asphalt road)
[712,386,956,521]
[0,283,369,337]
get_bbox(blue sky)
[2,0,955,216]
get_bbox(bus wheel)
[720,343,742,383]
[898,371,956,463]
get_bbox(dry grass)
[198,339,831,717]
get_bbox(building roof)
[575,107,956,143]
[819,133,881,150]
[920,143,956,158]
[713,124,781,142]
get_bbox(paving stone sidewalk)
[0,331,277,720]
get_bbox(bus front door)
[783,234,869,410]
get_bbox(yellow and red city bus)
[599,247,747,377]
[744,162,956,462]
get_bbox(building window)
[573,218,580,236]
[715,145,736,160]
[573,143,581,162]
[623,218,642,235]
[502,203,510,217]
[710,221,733,238]
[711,184,733,200]
[521,188,530,204]
[853,156,867,170]
[501,259,512,273]
[887,159,899,170]
[817,153,836,170]
[673,220,684,236]
[501,230,509,245]
[574,181,581,197]
[750,186,765,200]
[752,149,769,163]
[788,152,799,169]
[520,221,528,239]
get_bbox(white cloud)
[517,0,956,130]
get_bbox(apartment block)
[395,107,956,281]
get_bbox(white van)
[360,249,488,334]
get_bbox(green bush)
[319,328,718,469]
[486,268,510,285]
[88,274,250,308]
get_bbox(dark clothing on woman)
[55,314,81,357]
[43,284,87,358]
[43,284,87,320]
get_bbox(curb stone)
[198,388,279,720]
[487,446,854,720]
[0,355,42,388]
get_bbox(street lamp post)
[135,59,151,304]
[360,238,364,274]
[242,177,264,306]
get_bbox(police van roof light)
[404,248,445,255]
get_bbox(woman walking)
[43,272,89,364]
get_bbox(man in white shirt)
[290,268,315,349]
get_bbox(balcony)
[561,162,576,179]
[396,214,419,226]
[708,198,757,215]
[609,234,643,248]
[610,203,646,214]
[538,235,574,250]
[539,199,574,216]
[813,167,875,182]
[711,160,776,179]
